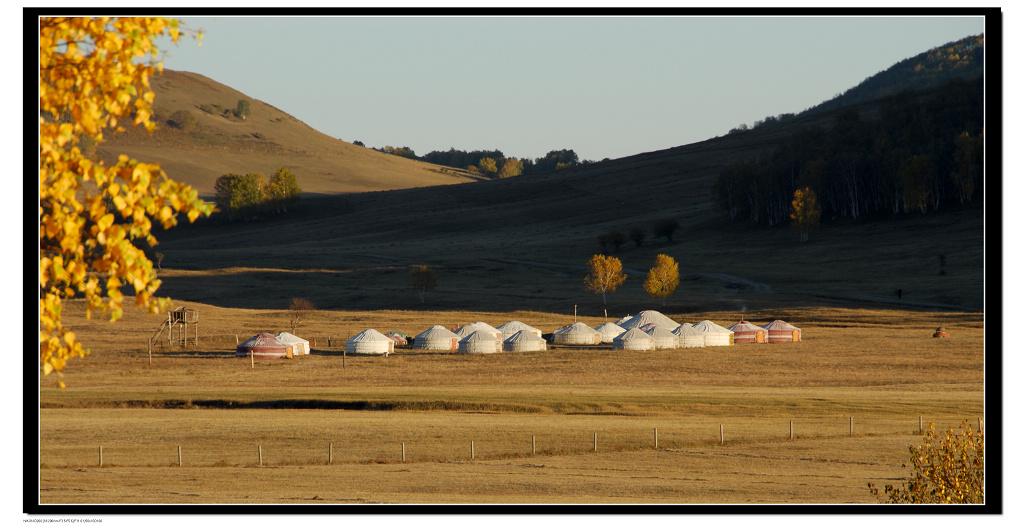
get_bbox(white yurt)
[496,321,543,339]
[414,325,460,351]
[645,325,680,349]
[762,320,802,342]
[614,315,633,327]
[551,322,602,345]
[275,332,310,355]
[612,327,656,351]
[455,322,503,341]
[728,321,767,343]
[503,330,547,352]
[692,320,734,346]
[673,324,706,348]
[618,310,681,331]
[345,329,395,355]
[594,322,627,344]
[458,330,502,354]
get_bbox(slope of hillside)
[97,70,479,198]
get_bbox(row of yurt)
[552,322,602,345]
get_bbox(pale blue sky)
[156,15,986,162]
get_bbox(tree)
[410,265,438,303]
[265,167,301,213]
[652,219,681,243]
[869,421,984,503]
[477,157,498,177]
[497,158,523,179]
[643,254,679,305]
[583,255,627,306]
[288,298,315,334]
[629,227,646,248]
[40,17,211,384]
[214,173,241,222]
[789,187,821,243]
[234,99,251,120]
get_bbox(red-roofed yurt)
[728,321,766,343]
[762,320,802,342]
[236,333,294,359]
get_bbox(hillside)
[96,70,479,198]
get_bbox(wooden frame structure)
[166,307,199,347]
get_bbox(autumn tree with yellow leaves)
[869,421,984,504]
[643,254,679,305]
[39,17,212,385]
[789,187,821,243]
[583,255,627,307]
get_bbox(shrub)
[168,109,197,131]
[869,420,984,503]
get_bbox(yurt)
[612,328,656,351]
[458,330,502,354]
[497,321,544,339]
[645,325,680,349]
[618,310,681,331]
[237,333,293,359]
[455,322,503,341]
[384,332,408,346]
[345,329,394,356]
[552,322,602,345]
[504,330,547,352]
[274,332,310,355]
[614,315,633,327]
[728,321,767,344]
[692,320,734,346]
[594,322,627,344]
[414,325,460,351]
[762,320,802,342]
[673,324,706,348]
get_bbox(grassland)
[37,300,985,504]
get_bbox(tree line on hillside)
[714,77,983,227]
[214,167,302,222]
[350,143,605,177]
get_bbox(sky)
[152,13,987,162]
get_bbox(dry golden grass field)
[37,300,985,505]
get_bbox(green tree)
[789,187,821,243]
[214,173,241,221]
[232,173,265,221]
[234,99,251,120]
[39,17,211,383]
[643,254,679,305]
[583,255,627,306]
[869,421,984,503]
[410,265,438,303]
[629,227,646,248]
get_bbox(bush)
[168,109,197,131]
[199,104,215,114]
[869,420,984,503]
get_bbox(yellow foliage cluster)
[643,254,679,302]
[789,187,821,243]
[869,421,984,504]
[39,17,212,384]
[583,255,626,306]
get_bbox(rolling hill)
[97,69,481,197]
[100,51,985,317]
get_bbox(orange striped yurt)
[728,321,767,343]
[762,320,802,342]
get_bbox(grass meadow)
[36,300,985,504]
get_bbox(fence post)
[593,432,597,452]
[532,435,536,455]
[720,425,724,445]
[98,446,103,467]
[258,445,263,466]
[919,416,923,434]
[329,443,333,465]
[850,416,853,437]
[790,420,794,440]
[402,442,406,462]
[654,428,658,449]
[251,350,254,369]
[178,446,182,467]
[471,441,475,459]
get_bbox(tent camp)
[672,324,706,348]
[504,330,547,352]
[274,332,310,355]
[459,330,502,354]
[692,320,734,346]
[618,310,681,331]
[762,320,802,342]
[237,333,293,359]
[728,321,767,344]
[414,325,460,351]
[645,325,680,349]
[612,328,656,351]
[594,322,627,344]
[496,321,543,339]
[455,322,503,341]
[345,329,394,356]
[552,322,602,345]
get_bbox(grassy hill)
[97,69,480,198]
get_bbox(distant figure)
[897,288,903,299]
